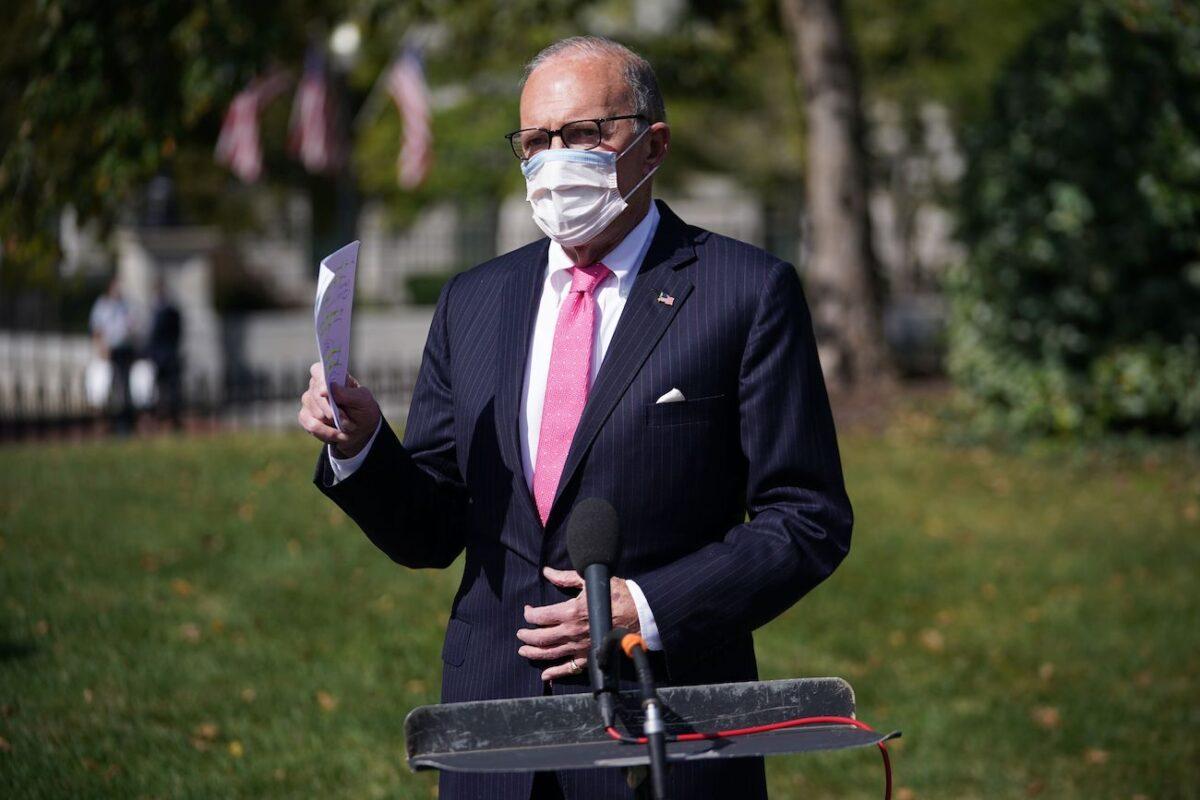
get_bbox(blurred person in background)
[299,36,851,800]
[145,276,183,430]
[89,275,137,434]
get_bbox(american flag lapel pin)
[656,291,675,307]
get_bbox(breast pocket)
[644,394,727,427]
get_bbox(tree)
[0,0,345,294]
[948,0,1200,434]
[779,0,892,388]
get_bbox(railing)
[0,362,422,443]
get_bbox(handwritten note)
[314,240,360,429]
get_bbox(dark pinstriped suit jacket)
[315,200,853,799]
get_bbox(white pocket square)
[655,388,686,404]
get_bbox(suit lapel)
[550,203,698,517]
[494,240,549,526]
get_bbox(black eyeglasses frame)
[505,114,647,160]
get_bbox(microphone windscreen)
[566,498,620,572]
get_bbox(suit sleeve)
[630,261,853,662]
[312,275,469,569]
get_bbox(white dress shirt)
[328,202,663,649]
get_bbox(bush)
[406,271,457,306]
[948,0,1200,434]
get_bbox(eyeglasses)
[505,114,646,160]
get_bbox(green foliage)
[948,0,1200,435]
[405,271,456,305]
[2,427,1198,796]
[0,0,345,281]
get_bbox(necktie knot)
[570,262,612,295]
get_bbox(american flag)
[289,48,344,175]
[214,70,291,183]
[386,47,433,189]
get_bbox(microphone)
[566,498,620,728]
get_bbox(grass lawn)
[1,418,1197,798]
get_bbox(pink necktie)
[533,262,612,525]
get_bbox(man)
[145,277,183,429]
[89,275,137,434]
[299,36,852,799]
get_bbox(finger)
[303,392,334,426]
[543,567,585,590]
[518,640,589,662]
[346,374,360,389]
[309,361,325,382]
[541,655,588,682]
[524,599,585,627]
[309,373,330,400]
[299,407,348,445]
[516,622,586,648]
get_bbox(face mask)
[521,125,658,247]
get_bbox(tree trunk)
[780,0,893,389]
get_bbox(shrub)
[949,0,1200,434]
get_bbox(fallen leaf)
[0,704,14,718]
[896,788,916,800]
[180,623,201,643]
[316,691,338,712]
[1134,670,1153,688]
[274,768,287,781]
[1183,502,1198,522]
[83,688,94,704]
[918,628,945,653]
[210,619,225,634]
[0,736,11,752]
[405,679,427,694]
[140,554,161,573]
[241,687,257,703]
[194,722,219,741]
[191,738,209,752]
[228,740,244,758]
[238,503,256,522]
[170,578,193,597]
[980,583,998,600]
[888,630,906,647]
[1038,663,1055,681]
[1026,779,1045,796]
[1031,706,1061,730]
[32,620,49,637]
[1085,748,1110,765]
[287,539,302,556]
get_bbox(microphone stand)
[602,628,668,800]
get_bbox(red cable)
[604,715,892,800]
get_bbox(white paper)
[314,240,360,429]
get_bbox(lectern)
[405,677,898,796]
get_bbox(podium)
[405,677,897,774]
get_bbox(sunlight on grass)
[1,424,1197,797]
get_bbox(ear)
[645,122,670,172]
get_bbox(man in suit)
[298,36,852,800]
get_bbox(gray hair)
[521,36,667,125]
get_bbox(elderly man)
[299,36,852,800]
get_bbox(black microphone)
[566,498,620,728]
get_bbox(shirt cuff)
[625,579,662,651]
[327,418,383,485]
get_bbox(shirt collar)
[545,202,661,295]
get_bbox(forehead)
[519,54,633,128]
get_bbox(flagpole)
[353,38,408,132]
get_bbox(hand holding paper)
[299,240,380,459]
[314,240,360,429]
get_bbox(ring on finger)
[569,658,583,674]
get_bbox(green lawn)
[1,420,1197,798]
